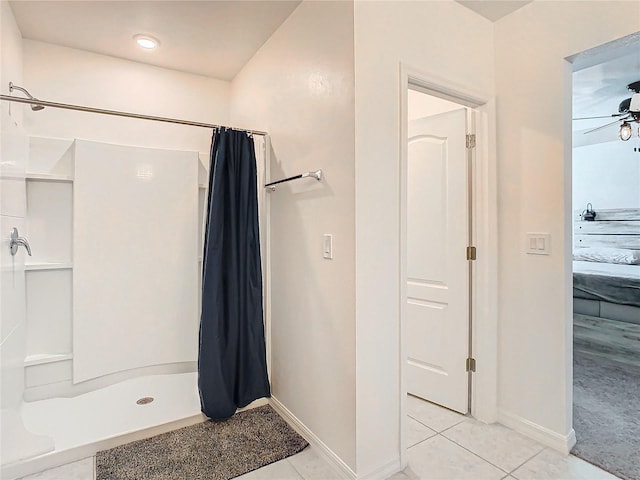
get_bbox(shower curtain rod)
[0,91,268,137]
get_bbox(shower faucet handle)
[9,227,32,256]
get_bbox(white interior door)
[406,108,470,414]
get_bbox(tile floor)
[19,396,620,480]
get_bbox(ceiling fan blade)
[583,117,627,134]
[573,113,626,120]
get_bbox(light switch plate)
[323,234,332,259]
[526,233,550,255]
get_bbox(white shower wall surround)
[73,140,199,382]
[22,136,206,399]
[1,92,56,467]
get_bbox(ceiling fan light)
[619,122,633,141]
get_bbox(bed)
[573,208,640,324]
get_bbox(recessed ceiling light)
[134,34,159,50]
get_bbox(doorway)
[570,36,640,480]
[399,68,498,468]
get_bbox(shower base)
[2,372,205,480]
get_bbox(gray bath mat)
[96,404,309,480]
[572,350,640,480]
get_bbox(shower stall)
[0,86,269,479]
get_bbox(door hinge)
[466,246,477,261]
[466,134,476,149]
[466,357,476,372]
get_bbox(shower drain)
[136,397,154,405]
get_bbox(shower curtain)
[198,127,270,420]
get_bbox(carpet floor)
[96,404,309,480]
[572,345,640,480]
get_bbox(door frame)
[399,64,498,467]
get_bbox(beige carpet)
[96,405,308,480]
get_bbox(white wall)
[573,140,640,210]
[230,0,356,472]
[494,1,640,449]
[408,89,461,121]
[22,39,230,155]
[353,1,494,475]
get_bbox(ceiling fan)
[574,81,640,140]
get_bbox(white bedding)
[573,260,640,280]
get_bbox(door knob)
[9,227,32,256]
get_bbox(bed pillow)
[573,247,640,265]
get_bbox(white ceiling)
[572,45,640,146]
[574,52,640,120]
[4,0,560,83]
[9,0,301,81]
[9,0,639,133]
[455,0,532,22]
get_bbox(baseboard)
[566,427,577,452]
[269,396,356,479]
[357,458,402,480]
[237,397,269,412]
[498,410,576,454]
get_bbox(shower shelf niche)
[26,173,73,183]
[23,137,75,400]
[25,262,73,271]
[24,353,73,367]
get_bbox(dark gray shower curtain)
[198,127,270,420]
